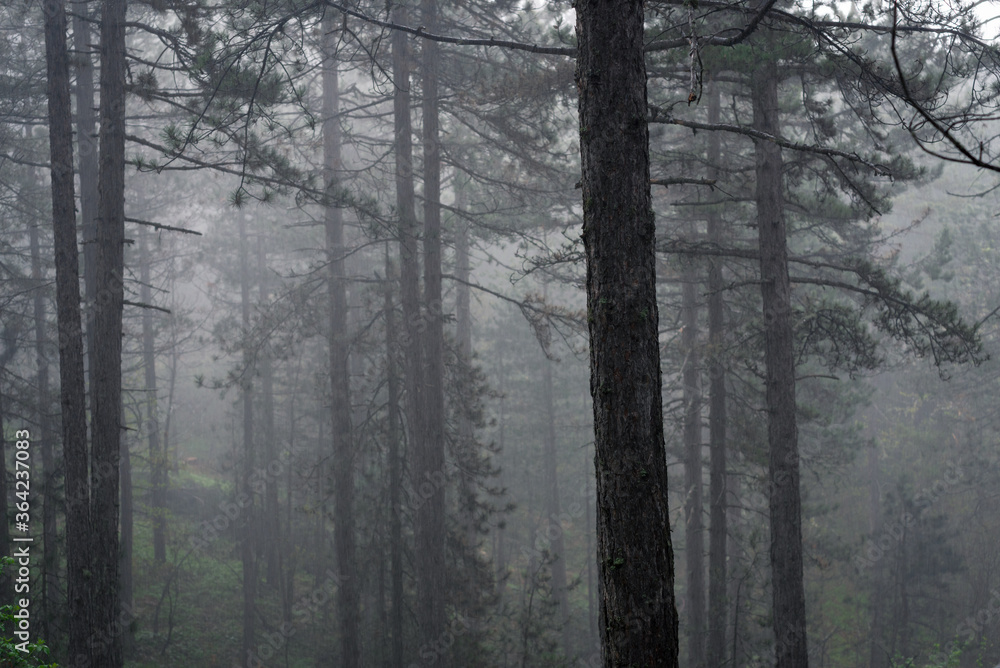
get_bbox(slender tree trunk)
[392,8,426,665]
[140,227,167,563]
[238,216,257,668]
[322,14,360,664]
[682,238,705,668]
[419,0,448,658]
[384,246,405,668]
[257,238,281,585]
[43,0,92,661]
[91,0,129,661]
[29,220,60,645]
[751,34,809,668]
[455,186,478,551]
[575,2,679,665]
[705,82,730,668]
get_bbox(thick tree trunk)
[705,82,729,668]
[43,0,92,661]
[29,220,60,645]
[419,0,448,657]
[751,39,809,668]
[322,14,360,664]
[238,216,257,668]
[384,247,405,668]
[575,2,679,665]
[140,227,168,563]
[91,0,128,661]
[682,243,705,668]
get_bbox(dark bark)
[91,0,128,660]
[140,227,167,563]
[682,243,705,668]
[868,440,886,668]
[419,0,448,656]
[29,219,60,645]
[384,247,405,668]
[575,1,679,665]
[751,37,809,668]
[238,216,257,668]
[322,14,360,664]
[43,0,92,660]
[455,187,477,551]
[705,82,729,668]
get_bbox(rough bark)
[682,242,705,668]
[419,0,448,656]
[322,14,360,664]
[705,82,730,668]
[238,216,257,668]
[43,0,91,660]
[91,0,128,661]
[575,1,679,665]
[29,219,59,645]
[140,227,167,563]
[384,247,405,668]
[751,36,809,668]
[120,418,134,656]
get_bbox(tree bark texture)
[238,216,257,668]
[751,37,809,668]
[575,1,679,665]
[91,0,128,660]
[43,0,92,661]
[323,14,360,664]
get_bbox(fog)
[3,1,1000,667]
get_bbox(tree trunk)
[140,227,168,563]
[43,0,92,661]
[257,238,281,586]
[322,14,360,664]
[575,1,679,665]
[91,0,128,661]
[751,36,809,668]
[419,0,448,658]
[705,82,729,668]
[682,238,705,668]
[455,185,478,551]
[238,216,257,668]
[392,8,426,665]
[29,219,60,645]
[384,246,405,668]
